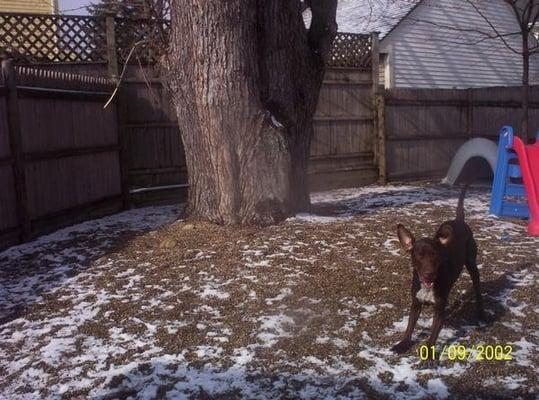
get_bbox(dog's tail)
[456,184,470,222]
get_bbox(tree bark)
[163,1,337,225]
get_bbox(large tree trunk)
[163,1,337,225]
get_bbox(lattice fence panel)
[1,12,371,69]
[115,18,170,64]
[0,13,107,63]
[327,32,372,68]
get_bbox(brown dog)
[392,185,485,354]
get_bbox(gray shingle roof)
[331,0,422,38]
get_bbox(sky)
[58,0,94,15]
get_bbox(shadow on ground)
[0,206,183,325]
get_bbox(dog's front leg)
[392,298,421,354]
[418,303,447,369]
[426,302,447,348]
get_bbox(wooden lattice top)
[0,12,372,69]
[0,13,107,63]
[327,32,372,69]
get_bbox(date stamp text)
[417,344,513,362]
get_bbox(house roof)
[333,0,422,39]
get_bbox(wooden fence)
[376,86,539,182]
[0,61,121,250]
[310,67,378,190]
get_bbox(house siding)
[380,0,539,88]
[0,0,58,14]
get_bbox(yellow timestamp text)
[417,344,513,361]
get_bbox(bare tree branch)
[464,0,521,53]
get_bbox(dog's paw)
[391,340,413,354]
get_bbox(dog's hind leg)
[465,238,485,321]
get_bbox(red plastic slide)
[512,136,539,236]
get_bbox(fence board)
[25,152,121,219]
[72,100,118,148]
[386,139,462,180]
[19,97,69,153]
[0,96,10,159]
[126,127,181,176]
[0,165,18,231]
[18,96,117,151]
[120,78,177,124]
[385,105,467,139]
[316,83,372,118]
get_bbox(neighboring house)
[0,0,58,14]
[334,0,539,88]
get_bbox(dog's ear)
[437,224,454,247]
[397,224,414,252]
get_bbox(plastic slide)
[510,132,539,236]
[490,127,529,219]
[442,138,498,186]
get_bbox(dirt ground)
[0,182,538,399]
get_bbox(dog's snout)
[424,272,436,282]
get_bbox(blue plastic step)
[501,202,529,218]
[505,184,527,197]
[508,164,522,178]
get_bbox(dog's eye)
[414,248,424,257]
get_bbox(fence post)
[105,14,119,79]
[375,93,387,184]
[1,60,31,241]
[371,32,380,95]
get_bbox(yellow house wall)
[0,0,58,14]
